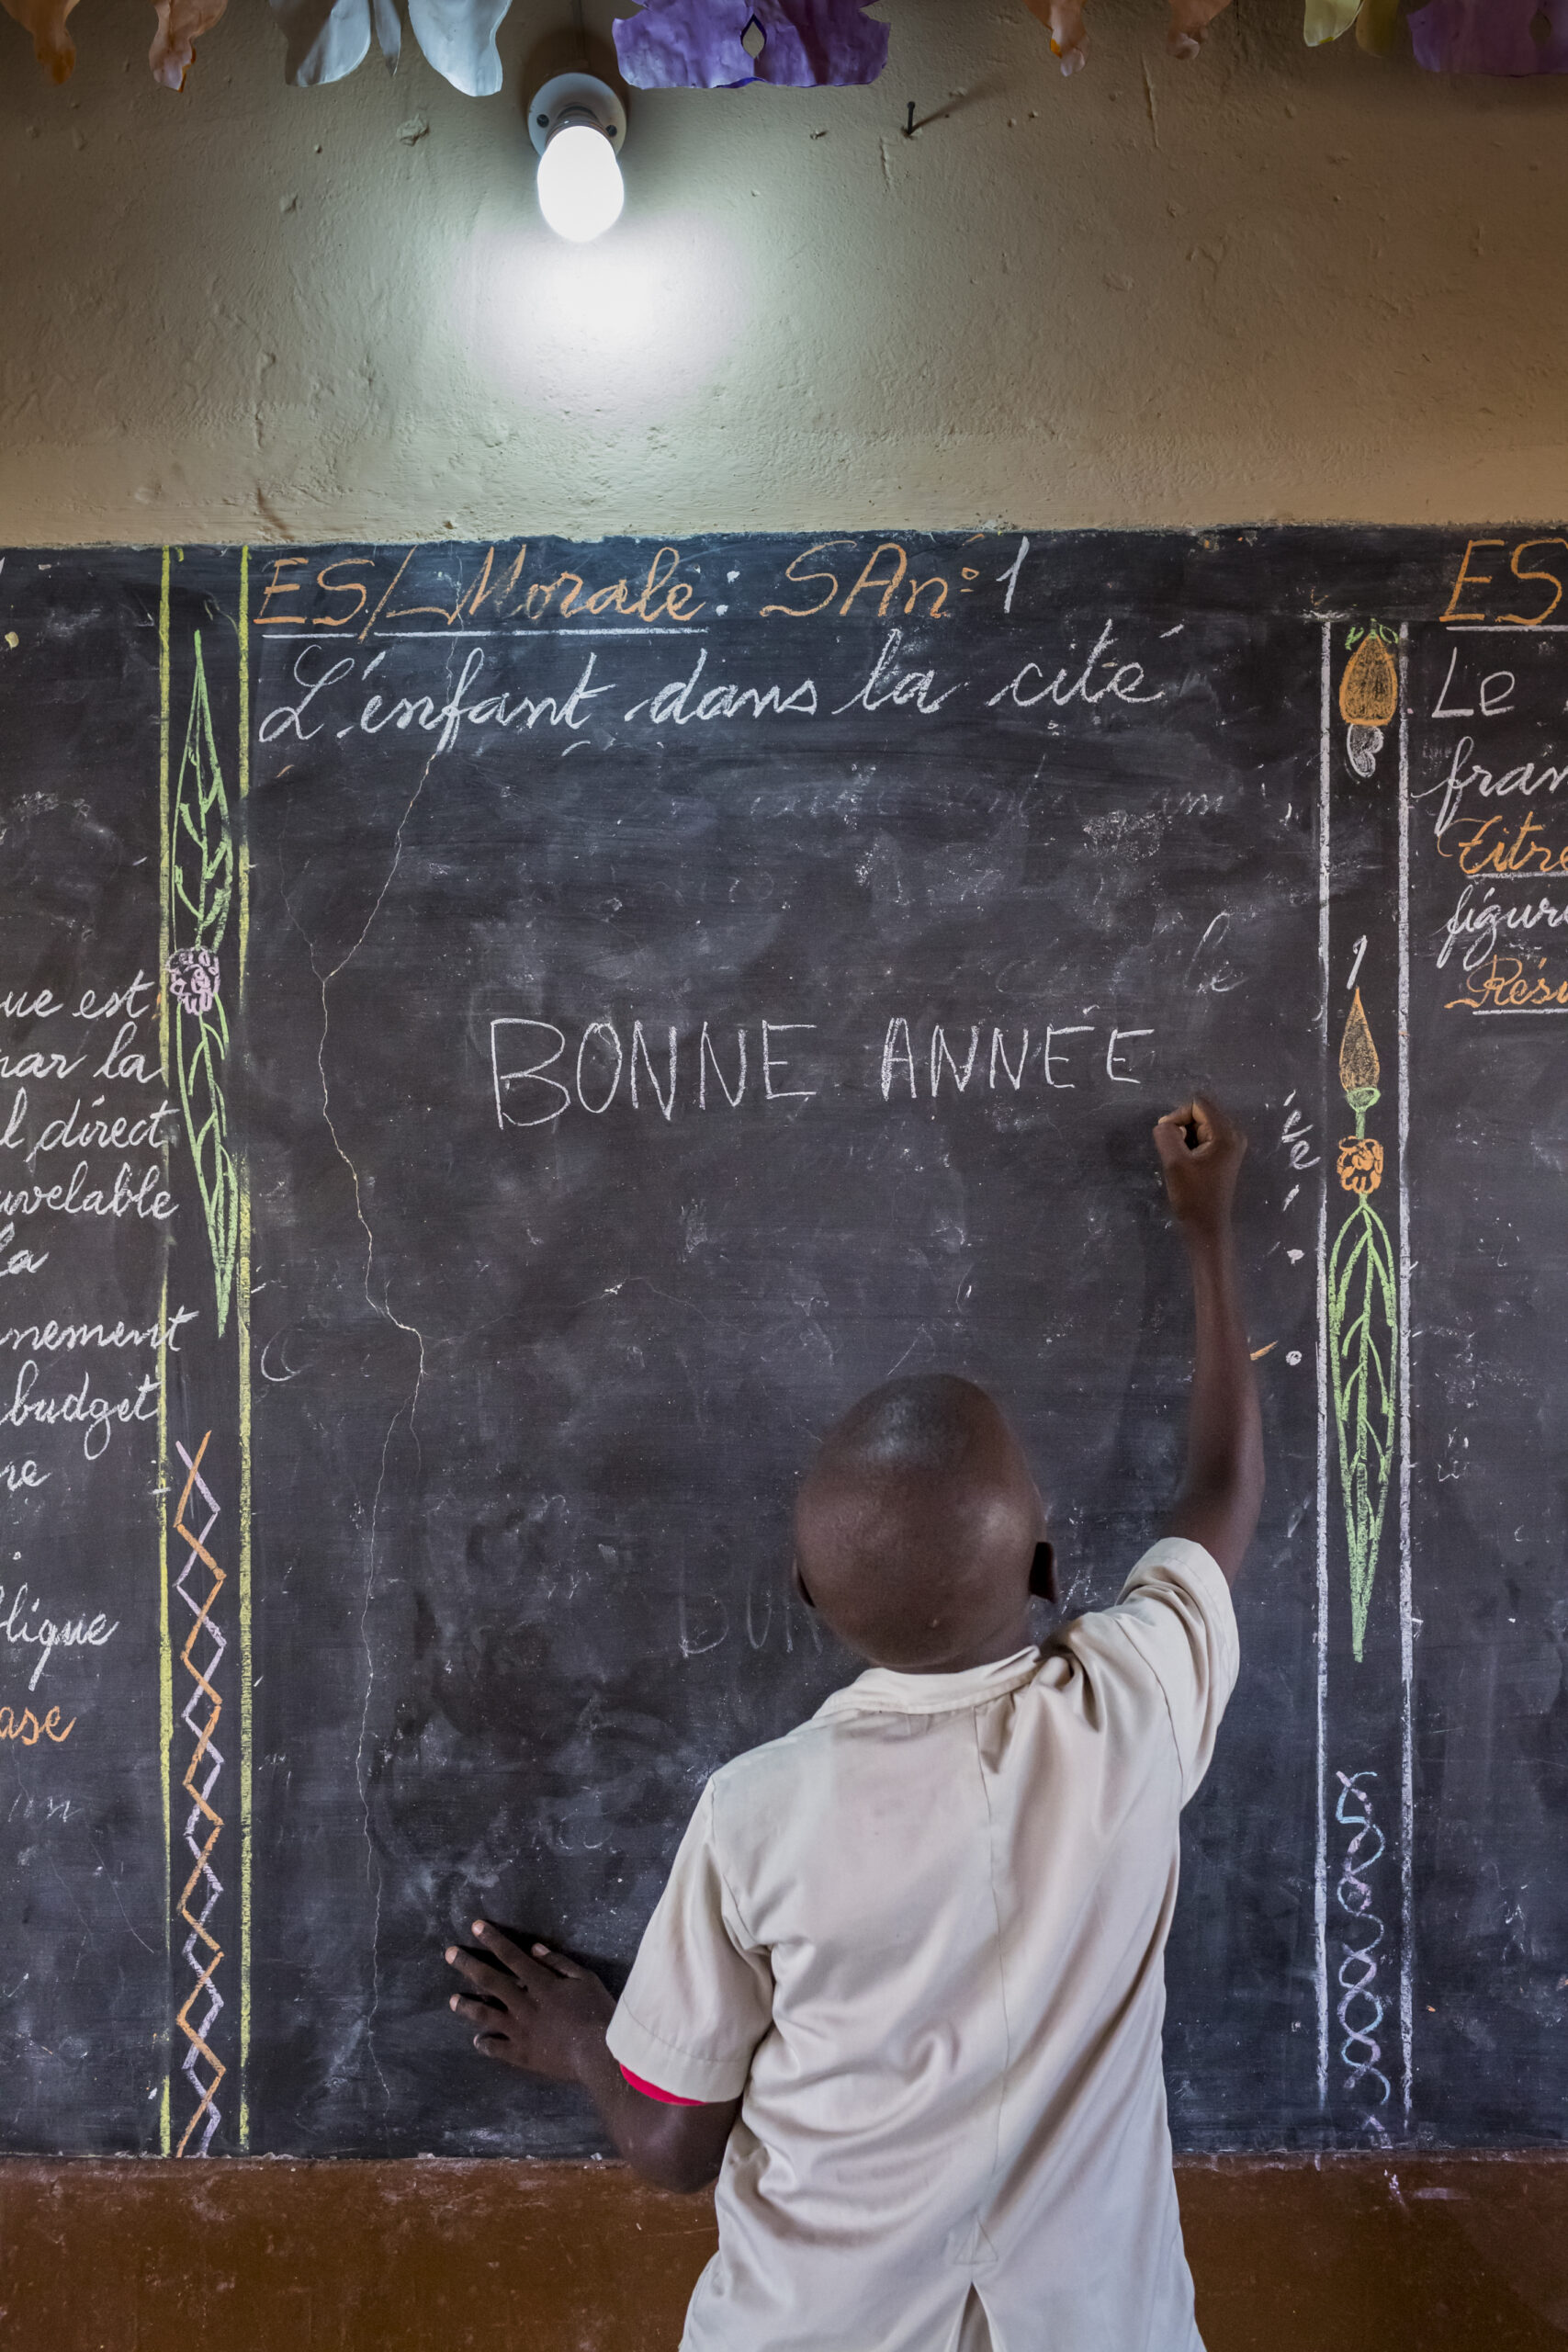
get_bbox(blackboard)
[1,529,1564,2160]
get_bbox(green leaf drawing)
[1328,990,1397,1662]
[167,632,238,1338]
[1328,1192,1397,1661]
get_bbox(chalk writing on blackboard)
[0,1704,75,1744]
[489,1018,1159,1130]
[0,1586,118,1689]
[1425,723,1568,1012]
[1445,956,1568,1012]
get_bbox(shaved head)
[795,1376,1051,1672]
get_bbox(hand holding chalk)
[1153,1095,1247,1238]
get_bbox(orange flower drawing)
[1337,1136,1384,1194]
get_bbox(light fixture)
[529,73,626,244]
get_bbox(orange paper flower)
[2,0,81,82]
[1337,1136,1384,1194]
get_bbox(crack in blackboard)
[280,742,438,2102]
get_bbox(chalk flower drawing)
[1338,622,1399,729]
[166,944,220,1017]
[168,632,239,1337]
[1336,1135,1384,1193]
[1327,990,1397,1662]
[1341,621,1398,779]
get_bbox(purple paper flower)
[167,945,220,1017]
[614,0,889,90]
[1408,0,1568,74]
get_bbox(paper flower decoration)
[1025,0,1233,73]
[150,0,228,87]
[5,0,227,82]
[266,0,512,92]
[1408,0,1568,73]
[403,0,511,92]
[1305,0,1404,47]
[1354,0,1400,50]
[614,0,888,89]
[1167,0,1235,59]
[1026,0,1089,74]
[1,0,82,83]
[1304,0,1359,41]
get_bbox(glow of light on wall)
[462,214,751,418]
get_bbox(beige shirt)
[606,1537,1239,2352]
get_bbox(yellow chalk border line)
[157,549,174,2157]
[236,548,254,2150]
[158,548,254,2153]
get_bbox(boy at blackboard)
[447,1097,1261,2352]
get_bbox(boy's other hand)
[446,1921,615,2082]
[445,1919,742,2195]
[1153,1096,1247,1238]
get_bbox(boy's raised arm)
[446,1922,740,2195]
[1153,1095,1265,1585]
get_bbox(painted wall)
[2,0,1563,546]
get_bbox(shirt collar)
[816,1644,1043,1720]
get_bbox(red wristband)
[619,2063,704,2108]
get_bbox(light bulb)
[537,122,624,243]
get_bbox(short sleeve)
[1104,1537,1240,1803]
[605,1780,774,2103]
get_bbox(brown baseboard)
[1,2152,1565,2351]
